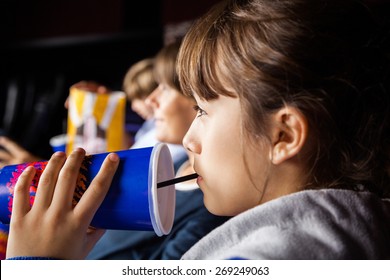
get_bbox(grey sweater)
[182,189,390,259]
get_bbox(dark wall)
[162,0,221,24]
[0,0,163,158]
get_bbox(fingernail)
[73,147,86,155]
[24,165,36,174]
[53,151,66,158]
[108,153,119,162]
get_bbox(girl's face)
[183,94,272,216]
[146,84,196,145]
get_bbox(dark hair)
[177,0,390,196]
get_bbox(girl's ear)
[269,106,308,165]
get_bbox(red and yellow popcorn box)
[66,87,126,155]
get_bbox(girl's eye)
[193,105,207,117]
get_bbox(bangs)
[177,1,237,100]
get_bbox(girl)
[6,0,390,259]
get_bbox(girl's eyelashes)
[160,83,170,93]
[193,105,207,117]
[160,84,167,92]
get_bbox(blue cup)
[0,143,175,236]
[49,134,68,153]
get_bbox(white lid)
[148,143,175,236]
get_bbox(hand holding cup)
[6,148,119,259]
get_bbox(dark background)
[0,0,219,159]
[1,0,387,159]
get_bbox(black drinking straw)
[157,173,198,188]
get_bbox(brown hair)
[122,58,158,101]
[177,0,390,196]
[154,41,182,92]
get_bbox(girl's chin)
[202,199,226,216]
[156,135,169,143]
[155,131,168,142]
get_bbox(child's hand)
[0,137,41,168]
[6,148,119,259]
[64,81,110,109]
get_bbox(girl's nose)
[182,123,201,154]
[145,87,160,109]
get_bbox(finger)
[33,152,66,209]
[0,137,24,157]
[72,81,102,92]
[74,153,119,223]
[64,96,70,109]
[96,86,109,94]
[71,80,88,89]
[0,149,12,164]
[0,136,7,147]
[11,166,36,220]
[52,148,86,209]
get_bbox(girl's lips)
[196,175,203,184]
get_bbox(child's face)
[146,84,196,145]
[183,94,272,216]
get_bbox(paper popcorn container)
[0,143,175,236]
[67,87,126,155]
